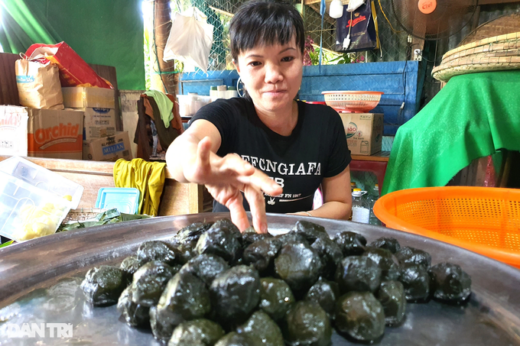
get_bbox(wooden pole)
[152,0,178,94]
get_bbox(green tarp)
[382,70,520,195]
[0,0,144,90]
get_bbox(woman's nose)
[264,63,283,84]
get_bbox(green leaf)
[120,213,151,222]
[57,222,84,233]
[81,220,109,228]
[106,218,120,225]
[0,240,14,248]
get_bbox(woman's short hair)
[229,1,305,61]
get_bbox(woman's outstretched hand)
[184,137,283,233]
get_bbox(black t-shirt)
[191,97,351,214]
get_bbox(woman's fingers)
[206,184,251,232]
[237,169,283,197]
[244,185,268,234]
[198,148,283,234]
[226,193,251,232]
[219,154,255,177]
[195,137,212,169]
[188,137,213,183]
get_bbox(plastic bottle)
[351,188,370,224]
[351,182,357,192]
[210,86,218,101]
[187,93,198,116]
[217,85,227,99]
[368,184,382,226]
[226,86,238,99]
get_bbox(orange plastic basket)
[322,91,383,113]
[374,187,520,268]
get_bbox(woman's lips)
[263,90,287,95]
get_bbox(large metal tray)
[1,213,520,345]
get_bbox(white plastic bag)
[163,7,214,73]
[347,0,366,12]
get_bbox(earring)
[237,77,245,98]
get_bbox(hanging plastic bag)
[163,7,214,73]
[335,0,380,52]
[15,54,64,110]
[347,0,366,12]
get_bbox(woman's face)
[235,36,303,114]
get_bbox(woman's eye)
[248,61,262,67]
[281,56,295,62]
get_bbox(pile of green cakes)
[81,219,472,345]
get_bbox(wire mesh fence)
[157,0,411,78]
[146,0,520,105]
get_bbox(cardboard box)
[0,106,29,156]
[83,131,133,162]
[0,106,83,159]
[62,87,115,109]
[339,113,384,155]
[28,108,84,160]
[80,107,116,140]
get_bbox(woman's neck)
[255,101,298,137]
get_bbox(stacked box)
[62,87,115,108]
[83,131,133,162]
[62,87,117,142]
[338,113,384,156]
[0,105,84,160]
[81,107,116,140]
[0,106,29,156]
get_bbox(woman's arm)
[166,120,282,232]
[294,165,352,220]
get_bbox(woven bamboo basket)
[443,32,520,61]
[458,14,520,47]
[433,56,520,81]
[441,40,520,65]
[433,32,520,82]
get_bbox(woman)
[166,1,352,233]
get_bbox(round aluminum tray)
[1,213,519,345]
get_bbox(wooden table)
[350,151,390,192]
[0,156,205,216]
[351,151,390,162]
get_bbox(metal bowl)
[1,213,520,345]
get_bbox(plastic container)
[0,171,71,242]
[217,85,227,99]
[177,94,212,117]
[177,95,192,117]
[226,86,238,99]
[368,184,381,226]
[0,156,83,209]
[193,96,212,114]
[188,93,198,115]
[95,187,140,214]
[374,186,520,268]
[351,188,369,224]
[210,86,218,101]
[322,91,383,113]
